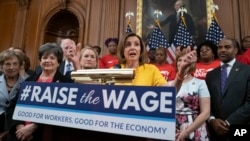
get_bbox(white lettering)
[67,88,78,105]
[102,89,174,113]
[102,89,125,109]
[234,129,247,136]
[40,87,53,102]
[52,87,59,103]
[141,91,158,112]
[56,87,68,104]
[30,86,77,105]
[30,86,42,102]
[122,91,140,111]
[160,92,172,113]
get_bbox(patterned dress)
[176,77,210,140]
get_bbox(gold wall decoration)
[136,0,143,37]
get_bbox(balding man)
[59,38,80,75]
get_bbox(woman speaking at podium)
[7,33,198,141]
[109,32,203,141]
[115,32,196,91]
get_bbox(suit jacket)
[0,74,23,130]
[206,61,250,124]
[57,60,76,75]
[58,60,66,74]
[161,12,195,43]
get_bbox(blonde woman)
[71,46,99,70]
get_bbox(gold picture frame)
[136,0,213,45]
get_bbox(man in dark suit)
[146,0,195,44]
[59,38,81,74]
[160,0,195,43]
[206,37,250,141]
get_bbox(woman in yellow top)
[115,32,197,91]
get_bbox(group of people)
[0,32,250,141]
[174,36,250,141]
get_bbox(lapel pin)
[235,68,239,71]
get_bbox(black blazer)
[161,12,195,43]
[58,60,66,75]
[206,61,250,124]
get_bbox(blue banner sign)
[13,81,176,140]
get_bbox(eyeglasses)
[3,62,20,68]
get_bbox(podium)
[71,69,135,84]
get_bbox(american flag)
[173,19,195,47]
[205,17,225,45]
[148,25,176,64]
[125,24,133,33]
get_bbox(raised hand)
[178,46,197,75]
[68,43,82,70]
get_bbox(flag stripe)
[166,46,176,64]
[148,25,175,64]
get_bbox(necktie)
[221,64,228,93]
[66,63,72,73]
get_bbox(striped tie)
[221,64,228,93]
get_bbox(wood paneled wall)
[214,0,241,41]
[0,0,247,69]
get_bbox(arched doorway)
[44,10,79,44]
